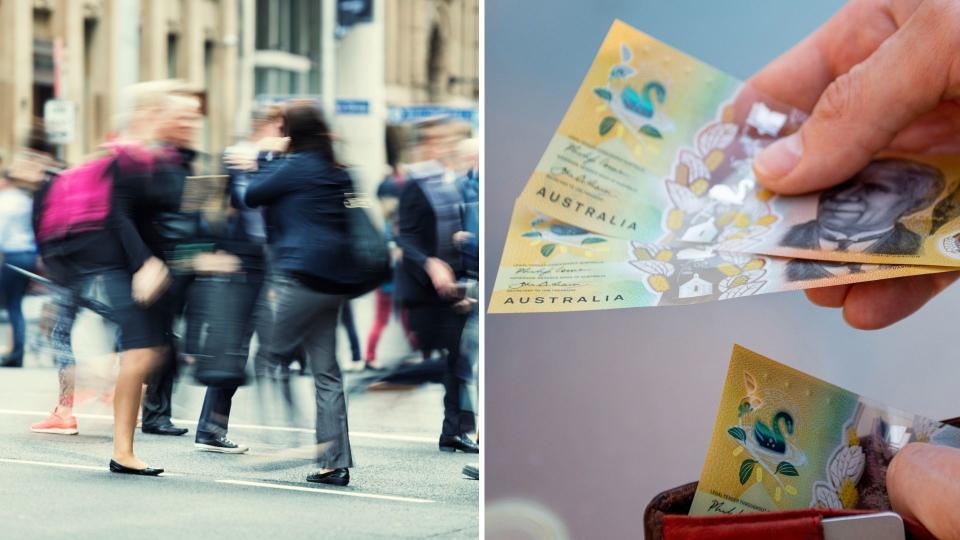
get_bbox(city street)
[0,297,479,540]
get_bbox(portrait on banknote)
[778,159,945,281]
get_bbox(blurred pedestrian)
[364,127,416,369]
[396,118,478,454]
[32,84,177,474]
[193,105,283,454]
[246,102,360,486]
[135,84,236,438]
[0,122,55,367]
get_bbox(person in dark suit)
[245,102,359,486]
[192,105,282,454]
[781,159,944,281]
[396,119,478,454]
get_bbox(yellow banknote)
[489,202,952,313]
[516,19,960,267]
[691,345,960,514]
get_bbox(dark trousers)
[255,276,352,468]
[340,302,362,362]
[1,251,37,361]
[407,304,472,437]
[142,274,193,428]
[195,272,264,440]
[197,385,238,439]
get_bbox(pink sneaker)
[31,411,79,435]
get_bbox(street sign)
[253,94,324,112]
[387,105,479,129]
[336,99,370,115]
[43,99,76,145]
[337,0,373,28]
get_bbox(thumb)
[753,1,960,195]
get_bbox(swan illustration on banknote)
[593,44,674,140]
[725,371,806,502]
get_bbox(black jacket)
[395,169,466,306]
[244,151,354,293]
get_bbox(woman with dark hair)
[245,102,357,486]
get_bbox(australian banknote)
[489,203,952,313]
[689,345,960,515]
[514,19,960,268]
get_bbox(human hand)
[887,442,960,540]
[425,257,459,298]
[750,0,960,329]
[453,231,474,247]
[256,136,290,154]
[452,297,478,315]
[132,256,170,306]
[223,150,257,171]
[193,251,242,274]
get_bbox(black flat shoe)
[439,434,479,454]
[0,355,23,368]
[142,424,189,436]
[109,459,164,476]
[462,464,479,480]
[306,468,350,486]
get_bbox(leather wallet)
[642,417,960,539]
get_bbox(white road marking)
[1,459,434,503]
[0,409,434,443]
[0,457,184,476]
[0,457,104,472]
[216,479,435,504]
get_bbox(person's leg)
[197,387,233,437]
[30,294,79,433]
[440,311,469,438]
[54,299,79,416]
[399,304,416,350]
[340,301,362,362]
[141,346,178,428]
[113,346,165,468]
[364,288,392,363]
[305,294,353,472]
[57,364,76,414]
[253,276,324,428]
[142,276,190,433]
[1,252,35,363]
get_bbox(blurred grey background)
[484,0,960,537]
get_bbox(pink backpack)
[36,155,116,243]
[36,143,171,244]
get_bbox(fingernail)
[754,131,803,182]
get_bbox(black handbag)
[338,187,391,297]
[186,274,253,387]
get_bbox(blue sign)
[336,99,370,115]
[337,0,373,32]
[253,94,323,109]
[387,105,479,129]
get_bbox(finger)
[888,101,960,153]
[747,0,914,112]
[746,30,834,113]
[804,283,851,308]
[755,1,960,194]
[888,443,960,540]
[840,271,960,330]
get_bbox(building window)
[167,34,178,78]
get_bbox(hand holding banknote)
[750,0,960,329]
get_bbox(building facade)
[0,0,477,191]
